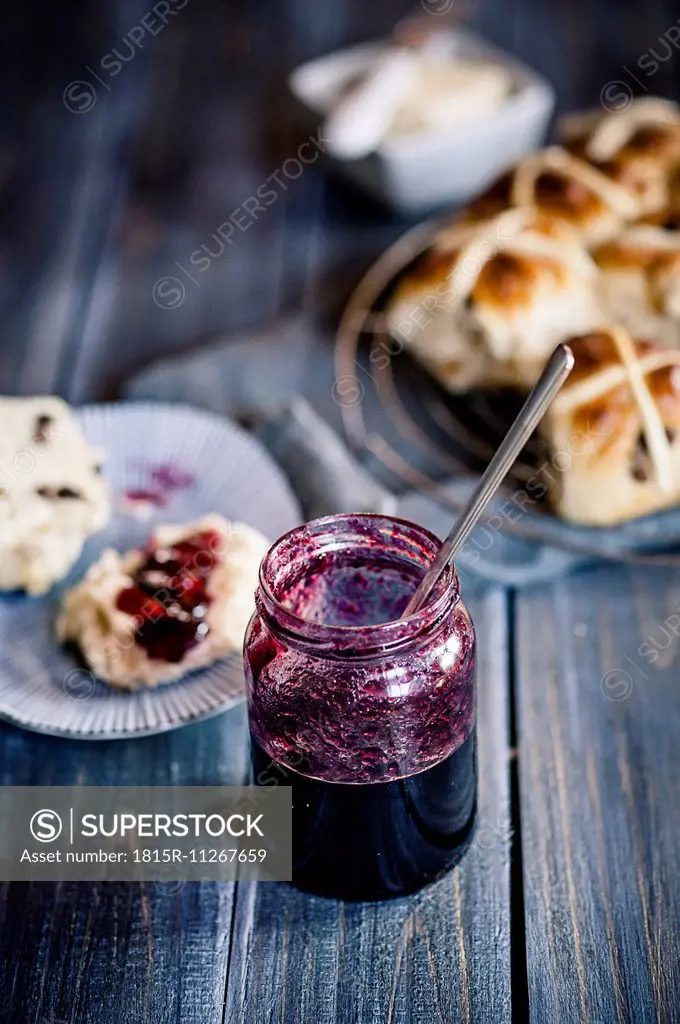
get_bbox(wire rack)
[333,217,680,569]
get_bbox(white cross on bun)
[386,207,603,392]
[541,326,680,525]
[559,97,680,225]
[594,224,680,347]
[456,146,641,248]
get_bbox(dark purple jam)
[251,732,476,900]
[280,561,416,627]
[116,530,219,663]
[245,514,477,900]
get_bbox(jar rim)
[256,513,459,657]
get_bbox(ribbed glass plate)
[0,402,301,739]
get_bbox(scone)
[0,395,109,595]
[57,514,268,689]
[560,97,680,223]
[456,146,640,247]
[595,225,680,347]
[387,208,603,392]
[540,327,680,525]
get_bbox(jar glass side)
[244,514,476,784]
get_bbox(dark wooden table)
[1,1,680,1021]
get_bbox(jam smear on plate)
[116,530,220,663]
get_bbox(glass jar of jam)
[244,514,476,900]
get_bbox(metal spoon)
[402,343,575,617]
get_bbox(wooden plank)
[4,2,678,1020]
[224,587,511,1024]
[516,565,680,1023]
[0,0,154,398]
[0,881,233,1024]
[64,0,405,407]
[0,706,249,1024]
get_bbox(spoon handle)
[402,343,575,617]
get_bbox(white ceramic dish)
[290,29,556,215]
